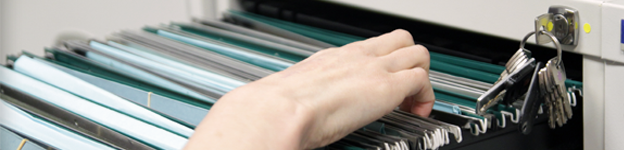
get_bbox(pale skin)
[184,29,435,150]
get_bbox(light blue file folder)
[433,101,461,115]
[83,48,217,104]
[0,66,188,149]
[0,127,47,150]
[36,58,209,126]
[90,41,242,95]
[13,56,194,138]
[0,100,114,150]
[107,41,247,86]
[0,127,40,150]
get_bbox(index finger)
[394,67,436,117]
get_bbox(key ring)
[519,30,563,65]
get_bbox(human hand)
[184,29,435,150]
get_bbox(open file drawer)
[226,0,587,149]
[0,0,598,149]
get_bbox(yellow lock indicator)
[547,21,554,31]
[583,23,591,33]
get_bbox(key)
[508,55,528,76]
[504,50,522,73]
[477,58,536,115]
[548,57,573,119]
[497,49,531,83]
[505,59,527,85]
[545,61,567,126]
[544,59,567,125]
[540,63,561,128]
[544,62,565,126]
[518,62,543,134]
[538,68,556,128]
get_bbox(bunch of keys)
[496,48,532,83]
[537,45,573,128]
[518,30,573,130]
[477,30,576,134]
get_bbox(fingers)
[343,29,415,56]
[400,96,435,117]
[393,67,436,117]
[381,45,430,73]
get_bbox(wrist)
[218,80,317,149]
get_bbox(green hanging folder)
[431,60,500,83]
[172,22,313,59]
[226,10,360,46]
[42,49,213,110]
[429,52,506,75]
[145,26,295,71]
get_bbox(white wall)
[0,0,198,63]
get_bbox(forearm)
[184,81,314,150]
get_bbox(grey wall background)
[0,0,197,63]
